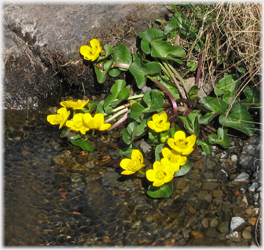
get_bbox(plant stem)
[112,62,130,69]
[104,108,128,123]
[107,111,128,131]
[138,170,146,176]
[148,76,178,115]
[195,53,202,86]
[127,94,144,100]
[162,61,188,114]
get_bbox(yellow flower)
[146,158,174,187]
[60,99,89,110]
[80,39,102,61]
[83,113,111,131]
[147,112,170,133]
[168,131,196,155]
[47,107,70,129]
[162,147,187,172]
[120,149,145,175]
[65,113,90,135]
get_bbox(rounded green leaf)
[147,181,173,198]
[196,139,211,154]
[174,161,191,177]
[69,138,94,151]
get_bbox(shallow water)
[4,110,260,246]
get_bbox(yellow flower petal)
[99,123,111,131]
[174,130,186,140]
[131,149,144,164]
[147,112,170,133]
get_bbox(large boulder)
[3,3,171,111]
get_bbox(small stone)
[102,236,111,244]
[253,193,259,201]
[246,208,260,217]
[230,217,245,232]
[232,172,250,184]
[249,182,259,192]
[163,238,175,246]
[233,207,246,217]
[236,195,248,208]
[197,191,212,202]
[176,178,188,190]
[242,230,252,240]
[201,218,209,228]
[226,231,242,242]
[186,204,197,214]
[202,181,219,190]
[226,158,233,166]
[248,217,257,225]
[193,159,204,171]
[217,221,229,233]
[210,218,219,227]
[191,231,204,239]
[205,227,218,238]
[212,189,223,197]
[231,155,238,162]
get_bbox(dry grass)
[198,3,262,91]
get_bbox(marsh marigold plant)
[147,112,170,133]
[80,39,102,61]
[47,107,70,129]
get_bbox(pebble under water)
[4,110,261,246]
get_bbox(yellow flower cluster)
[47,99,111,133]
[146,131,196,187]
[80,39,102,61]
[119,130,196,187]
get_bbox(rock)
[101,171,119,187]
[217,221,229,233]
[201,218,209,228]
[231,155,238,162]
[210,217,219,227]
[233,207,246,217]
[175,178,188,190]
[197,191,212,202]
[163,238,176,246]
[212,190,223,197]
[246,208,260,217]
[236,195,248,208]
[230,217,246,232]
[186,204,197,215]
[248,218,257,225]
[202,180,219,190]
[191,231,204,239]
[242,229,252,240]
[239,134,261,172]
[205,227,218,238]
[3,3,171,110]
[226,231,242,242]
[249,182,259,192]
[232,172,250,185]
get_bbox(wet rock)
[239,134,261,172]
[236,195,248,208]
[226,231,242,242]
[210,217,219,227]
[197,191,212,202]
[232,172,250,185]
[175,178,188,190]
[246,208,260,217]
[201,218,209,228]
[202,180,220,190]
[217,221,229,233]
[205,227,218,238]
[249,182,259,192]
[242,227,253,240]
[191,231,204,239]
[230,217,246,232]
[233,207,246,217]
[101,171,119,187]
[163,238,176,246]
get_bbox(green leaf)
[69,138,94,151]
[119,144,137,158]
[219,101,255,136]
[153,74,180,100]
[198,112,219,125]
[117,88,131,100]
[129,58,161,89]
[208,127,230,148]
[110,79,126,97]
[139,28,164,54]
[94,59,114,83]
[164,15,180,35]
[174,161,191,177]
[95,100,105,114]
[187,85,198,100]
[196,139,211,154]
[151,39,186,59]
[108,68,121,77]
[178,113,199,136]
[113,43,132,69]
[214,74,239,96]
[97,44,112,62]
[187,61,198,71]
[242,85,260,107]
[147,181,173,198]
[87,101,98,113]
[199,97,229,113]
[130,103,146,122]
[143,91,164,112]
[155,144,165,161]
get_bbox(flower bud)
[160,135,169,143]
[101,49,106,55]
[96,63,103,69]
